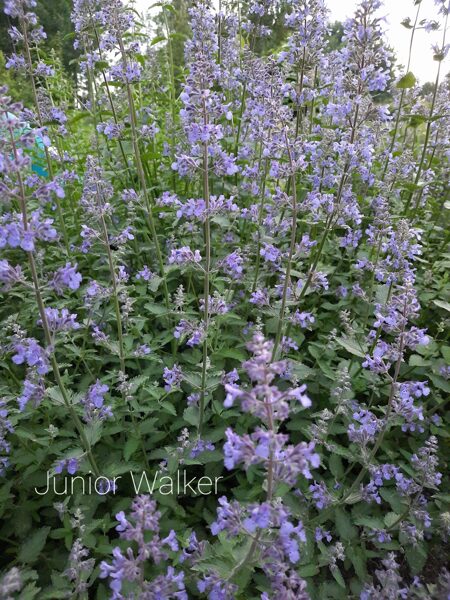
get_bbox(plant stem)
[96,186,150,471]
[251,147,270,292]
[117,34,170,310]
[405,9,449,217]
[20,17,70,254]
[341,301,406,503]
[10,130,99,477]
[272,131,298,360]
[199,98,211,435]
[162,6,178,193]
[381,2,420,181]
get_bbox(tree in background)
[34,0,79,82]
[0,0,78,102]
[152,0,190,87]
[0,50,33,104]
[327,20,344,51]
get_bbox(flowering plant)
[0,0,449,598]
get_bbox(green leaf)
[46,387,67,406]
[84,422,102,447]
[289,361,314,379]
[139,418,158,434]
[128,375,149,393]
[351,550,367,581]
[384,512,401,528]
[68,112,91,126]
[16,582,41,600]
[409,354,430,367]
[408,114,427,128]
[18,527,51,564]
[331,566,346,589]
[329,454,344,478]
[124,437,140,461]
[354,516,385,530]
[299,564,320,577]
[213,348,247,362]
[160,401,177,416]
[151,35,166,45]
[169,32,188,41]
[183,406,200,427]
[433,299,450,312]
[429,374,450,393]
[336,337,366,358]
[335,508,358,541]
[405,544,427,574]
[144,302,170,316]
[331,444,354,460]
[397,71,416,89]
[149,275,162,293]
[379,488,405,514]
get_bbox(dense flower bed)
[0,0,449,598]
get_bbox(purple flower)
[260,242,281,263]
[220,250,244,279]
[279,520,306,563]
[174,319,205,347]
[180,531,206,564]
[97,121,123,140]
[348,408,380,446]
[5,53,26,70]
[133,344,151,357]
[410,436,441,488]
[438,366,450,382]
[199,295,229,316]
[55,458,79,475]
[17,374,45,411]
[38,308,80,333]
[0,210,57,252]
[81,380,112,423]
[309,481,332,510]
[197,572,238,599]
[250,288,270,306]
[223,427,319,484]
[168,246,202,265]
[99,547,139,598]
[12,338,49,375]
[370,529,392,544]
[210,496,244,537]
[136,266,154,281]
[100,496,185,598]
[222,369,239,386]
[243,503,272,532]
[190,439,215,458]
[34,61,54,77]
[187,392,200,407]
[51,262,82,294]
[281,336,299,353]
[0,400,14,475]
[163,364,183,392]
[0,259,24,290]
[315,527,332,543]
[290,310,315,328]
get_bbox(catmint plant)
[0,0,449,597]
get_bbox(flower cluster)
[212,332,317,595]
[0,0,449,596]
[100,495,186,599]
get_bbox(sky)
[133,0,450,83]
[327,0,449,83]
